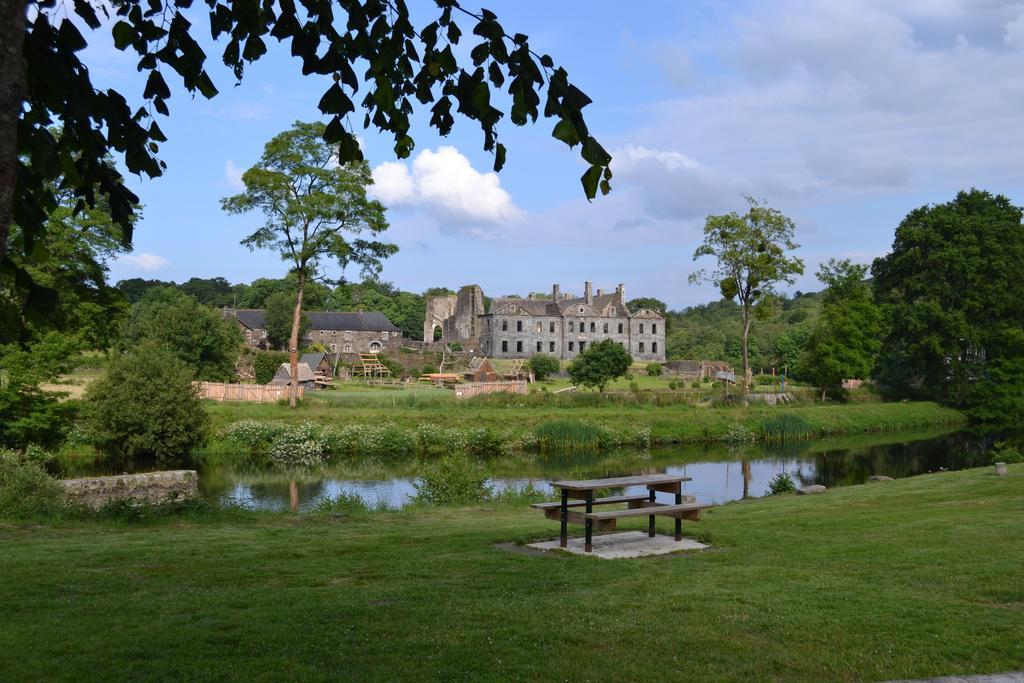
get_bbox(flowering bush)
[267,423,325,469]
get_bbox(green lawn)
[2,465,1021,681]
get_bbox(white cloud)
[370,146,522,230]
[1005,14,1024,49]
[120,253,169,272]
[223,160,245,190]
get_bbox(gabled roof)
[272,362,315,382]
[300,352,328,369]
[224,308,401,333]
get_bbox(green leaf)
[581,137,611,166]
[196,71,218,98]
[581,165,602,201]
[112,21,135,50]
[493,143,506,172]
[551,119,580,147]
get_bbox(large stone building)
[223,309,403,353]
[425,282,666,362]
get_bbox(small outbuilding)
[300,352,332,377]
[465,356,496,382]
[269,362,316,391]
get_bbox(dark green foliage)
[799,259,884,399]
[413,455,491,506]
[120,287,242,381]
[646,362,662,377]
[767,471,796,495]
[760,414,813,443]
[84,343,210,466]
[872,190,1024,420]
[8,1,611,321]
[0,332,81,449]
[264,291,307,350]
[253,351,289,385]
[627,297,668,316]
[988,441,1022,465]
[568,338,632,391]
[0,451,66,519]
[527,353,560,380]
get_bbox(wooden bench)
[532,495,653,531]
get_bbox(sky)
[88,0,1024,309]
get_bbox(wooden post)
[559,489,569,548]
[585,490,594,553]
[648,488,656,538]
[674,485,683,541]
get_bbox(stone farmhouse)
[223,309,403,354]
[425,282,666,362]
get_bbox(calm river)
[196,427,1000,511]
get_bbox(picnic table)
[532,474,711,553]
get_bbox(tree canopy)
[798,259,883,399]
[3,0,612,315]
[568,338,632,391]
[871,189,1024,420]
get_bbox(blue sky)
[91,0,1024,308]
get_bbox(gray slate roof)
[226,309,401,333]
[300,352,329,369]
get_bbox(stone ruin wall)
[59,470,199,509]
[424,285,485,348]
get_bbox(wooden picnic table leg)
[674,484,683,541]
[585,490,594,553]
[559,489,568,548]
[648,488,656,538]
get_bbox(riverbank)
[200,398,967,463]
[1,464,1020,680]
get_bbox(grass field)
[1,465,1020,681]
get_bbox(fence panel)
[453,381,528,400]
[193,382,304,403]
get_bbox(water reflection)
[200,428,1000,512]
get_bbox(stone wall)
[304,329,402,354]
[60,470,198,509]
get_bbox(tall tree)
[222,121,394,407]
[872,189,1024,420]
[798,259,883,400]
[3,0,612,309]
[264,291,308,350]
[690,197,804,391]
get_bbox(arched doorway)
[432,325,443,342]
[369,341,382,353]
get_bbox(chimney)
[596,288,604,297]
[552,284,560,300]
[585,281,593,304]
[616,283,625,300]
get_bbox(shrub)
[219,419,288,457]
[84,342,210,467]
[527,353,560,381]
[668,381,677,390]
[768,471,796,495]
[753,374,777,386]
[311,491,370,514]
[0,451,66,519]
[413,454,491,506]
[267,423,325,469]
[692,381,701,389]
[989,441,1023,465]
[646,363,663,377]
[760,414,813,443]
[254,351,290,384]
[721,422,755,444]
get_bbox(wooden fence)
[453,381,528,400]
[194,382,304,403]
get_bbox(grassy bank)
[1,465,1021,680]
[203,396,966,453]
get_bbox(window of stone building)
[579,341,586,352]
[502,340,508,352]
[639,342,645,353]
[652,342,658,354]
[345,331,353,340]
[652,324,657,334]
[370,341,382,352]
[590,322,595,332]
[536,341,542,352]
[568,342,574,351]
[516,341,523,353]
[330,343,337,351]
[640,323,645,333]
[603,322,608,333]
[517,320,523,332]
[344,343,353,353]
[332,330,338,335]
[536,322,542,333]
[549,322,555,333]
[569,321,574,332]
[549,341,555,352]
